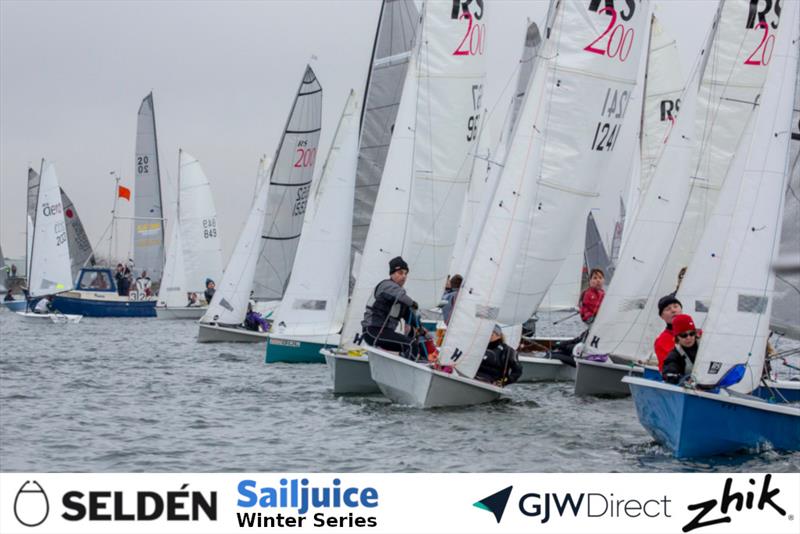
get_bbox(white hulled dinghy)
[17,161,82,324]
[625,0,800,456]
[199,65,323,342]
[322,0,419,392]
[157,150,223,319]
[371,0,650,407]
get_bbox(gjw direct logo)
[11,480,216,527]
[473,474,792,532]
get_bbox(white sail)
[342,0,487,347]
[133,93,165,282]
[497,0,650,327]
[692,0,799,393]
[26,167,39,278]
[586,1,772,360]
[201,159,273,325]
[273,91,360,337]
[638,14,683,203]
[771,66,800,340]
[450,19,541,278]
[29,162,73,298]
[352,0,420,260]
[178,150,223,293]
[253,66,323,301]
[159,203,186,308]
[441,0,650,377]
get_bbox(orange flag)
[118,185,131,201]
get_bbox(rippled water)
[1,310,798,473]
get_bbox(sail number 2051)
[451,0,485,56]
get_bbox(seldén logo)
[683,474,788,533]
[473,486,513,523]
[14,481,50,527]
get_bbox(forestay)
[441,0,649,378]
[201,159,273,326]
[133,93,165,282]
[691,0,799,393]
[341,0,488,347]
[29,162,73,298]
[178,151,223,294]
[352,0,420,262]
[273,91,360,338]
[497,0,649,327]
[253,66,322,301]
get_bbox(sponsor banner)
[1,473,798,534]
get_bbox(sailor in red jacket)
[654,295,683,371]
[579,268,606,324]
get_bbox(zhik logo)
[474,486,513,523]
[14,480,50,527]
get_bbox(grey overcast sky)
[0,0,716,262]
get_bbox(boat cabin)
[75,268,116,293]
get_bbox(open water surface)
[1,311,798,472]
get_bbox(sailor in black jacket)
[661,314,700,384]
[476,325,522,385]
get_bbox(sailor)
[476,324,522,385]
[661,314,700,384]
[654,294,683,371]
[114,264,128,296]
[440,274,462,325]
[135,270,152,297]
[33,295,53,314]
[579,268,605,324]
[187,292,201,307]
[361,256,421,359]
[204,278,216,304]
[244,300,270,332]
[4,289,14,302]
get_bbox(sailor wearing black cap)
[361,256,421,359]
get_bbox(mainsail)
[27,168,94,281]
[253,65,322,301]
[351,0,420,262]
[133,93,165,282]
[691,0,799,392]
[273,91,360,338]
[29,162,73,298]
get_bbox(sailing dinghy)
[321,0,419,392]
[369,0,648,407]
[576,1,772,396]
[156,150,223,319]
[264,91,359,363]
[625,0,800,456]
[198,66,322,342]
[17,161,82,324]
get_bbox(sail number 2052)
[451,0,485,56]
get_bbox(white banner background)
[1,473,797,534]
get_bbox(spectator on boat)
[361,256,421,359]
[187,292,201,307]
[476,324,522,385]
[114,264,127,296]
[33,295,53,314]
[654,294,683,371]
[662,314,700,384]
[440,274,463,325]
[579,268,605,324]
[4,289,15,301]
[244,300,270,332]
[204,279,216,304]
[135,271,152,297]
